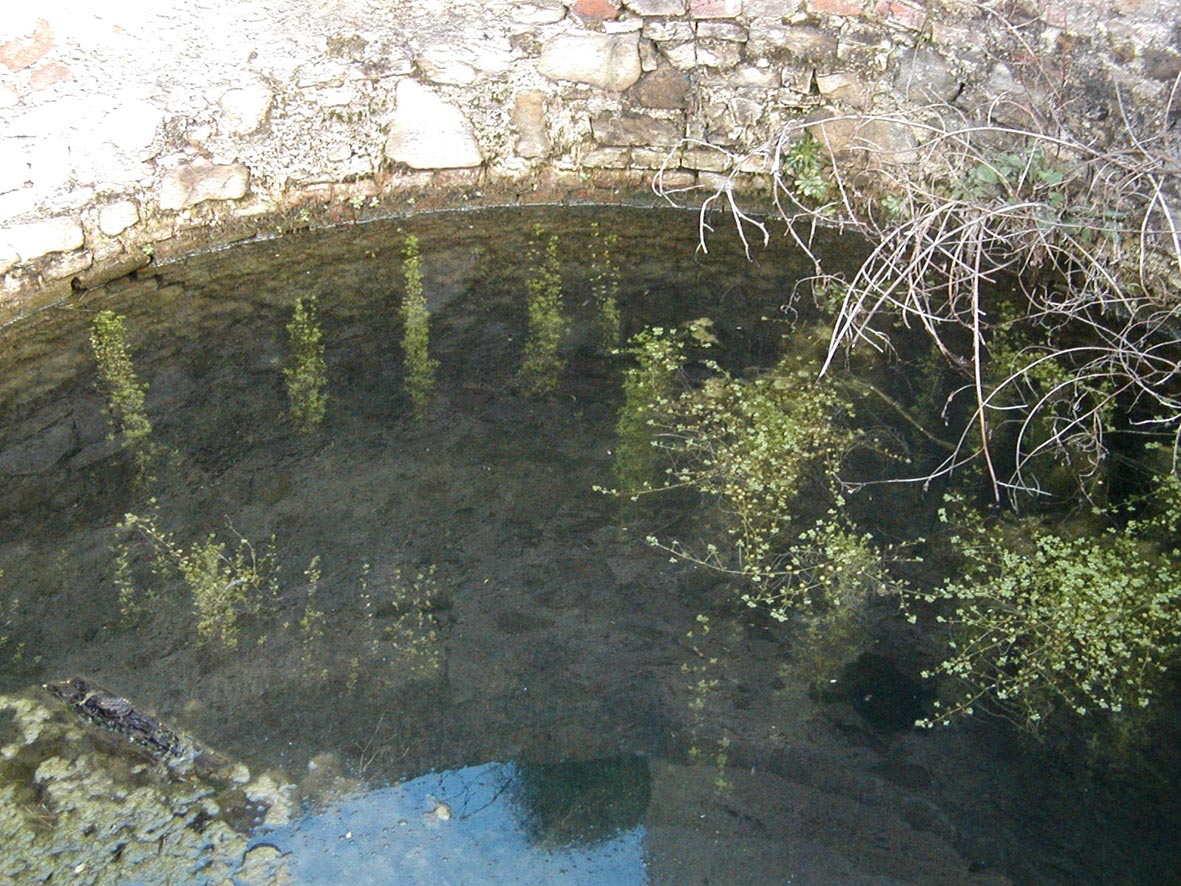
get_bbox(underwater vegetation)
[115,506,278,649]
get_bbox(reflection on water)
[0,206,1177,885]
[267,760,649,885]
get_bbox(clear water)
[0,206,1178,885]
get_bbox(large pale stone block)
[158,158,250,210]
[98,201,139,237]
[0,216,84,261]
[538,32,642,92]
[384,79,483,170]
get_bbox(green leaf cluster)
[782,133,831,203]
[611,320,902,621]
[912,481,1181,728]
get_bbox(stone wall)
[1,0,1178,316]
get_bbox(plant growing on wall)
[400,235,439,417]
[284,294,328,433]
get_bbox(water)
[0,205,1178,885]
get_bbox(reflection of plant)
[400,235,438,417]
[589,221,621,352]
[299,555,327,680]
[0,568,27,666]
[519,226,567,396]
[116,507,277,649]
[911,479,1181,729]
[514,756,650,848]
[284,294,328,433]
[90,310,160,482]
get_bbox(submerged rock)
[0,687,289,885]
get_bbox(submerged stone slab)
[384,79,484,169]
[538,32,642,92]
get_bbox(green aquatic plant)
[910,477,1181,729]
[284,294,328,433]
[400,235,439,417]
[519,225,567,396]
[608,319,907,622]
[90,309,161,481]
[589,221,622,352]
[116,507,278,649]
[299,555,327,680]
[382,564,444,680]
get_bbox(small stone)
[815,71,867,107]
[384,79,483,169]
[644,20,695,42]
[690,0,743,17]
[0,216,84,261]
[806,0,863,14]
[660,41,698,70]
[512,90,551,159]
[572,0,621,21]
[0,18,52,72]
[28,61,71,91]
[892,47,960,103]
[510,0,568,23]
[218,83,273,136]
[417,46,479,86]
[780,26,838,59]
[158,157,251,210]
[591,111,682,145]
[728,65,778,87]
[696,41,743,68]
[624,0,687,13]
[582,146,632,168]
[630,66,691,108]
[697,22,748,41]
[98,201,139,236]
[539,32,642,92]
